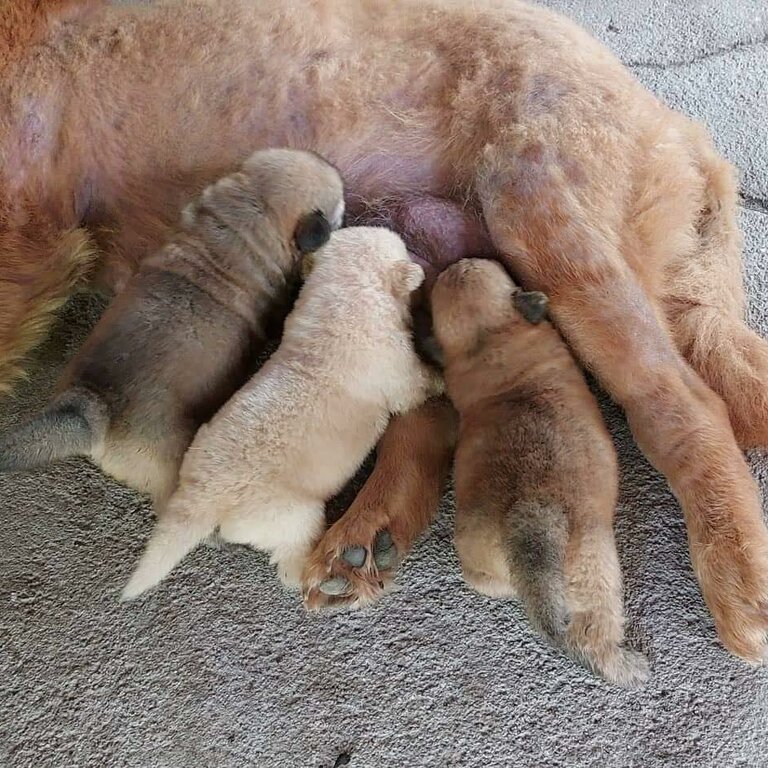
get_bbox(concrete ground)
[2,1,768,766]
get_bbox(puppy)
[0,149,344,505]
[122,227,441,599]
[431,258,649,687]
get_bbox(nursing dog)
[122,227,441,598]
[431,258,647,687]
[0,149,344,504]
[3,0,768,660]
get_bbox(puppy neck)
[443,319,574,411]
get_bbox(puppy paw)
[302,529,401,611]
[275,552,310,591]
[561,608,650,688]
[610,648,651,689]
[567,639,650,689]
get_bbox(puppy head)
[186,149,345,262]
[430,258,548,359]
[310,226,424,301]
[241,148,345,254]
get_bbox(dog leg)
[662,149,768,449]
[0,227,96,392]
[479,149,768,663]
[302,398,456,610]
[454,506,518,600]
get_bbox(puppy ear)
[294,210,332,253]
[392,261,425,296]
[513,290,549,324]
[300,252,315,281]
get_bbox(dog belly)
[353,196,496,276]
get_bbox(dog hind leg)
[661,142,768,449]
[121,486,219,600]
[563,516,650,687]
[0,387,107,471]
[478,138,768,662]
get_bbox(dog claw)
[319,576,351,595]
[341,546,368,568]
[373,531,397,569]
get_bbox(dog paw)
[302,530,401,611]
[708,588,768,665]
[694,531,768,664]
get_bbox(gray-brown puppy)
[0,149,345,505]
[430,258,649,688]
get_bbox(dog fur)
[0,148,344,504]
[302,396,458,609]
[430,258,648,687]
[3,0,768,660]
[122,226,441,598]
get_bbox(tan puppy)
[431,259,648,687]
[122,227,440,599]
[0,149,344,505]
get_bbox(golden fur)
[122,227,441,598]
[2,0,768,660]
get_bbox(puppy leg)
[271,504,327,590]
[480,153,768,662]
[454,507,517,599]
[661,152,768,449]
[302,399,456,610]
[564,515,650,687]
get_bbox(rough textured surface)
[2,1,768,766]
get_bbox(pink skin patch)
[352,195,496,291]
[4,99,58,195]
[352,195,499,362]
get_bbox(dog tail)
[121,491,217,600]
[0,388,107,472]
[504,500,570,644]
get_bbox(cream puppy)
[122,227,439,598]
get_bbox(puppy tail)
[121,493,217,600]
[504,500,570,644]
[0,388,107,472]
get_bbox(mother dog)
[2,0,768,662]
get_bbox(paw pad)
[319,576,352,596]
[373,531,397,569]
[341,546,367,568]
